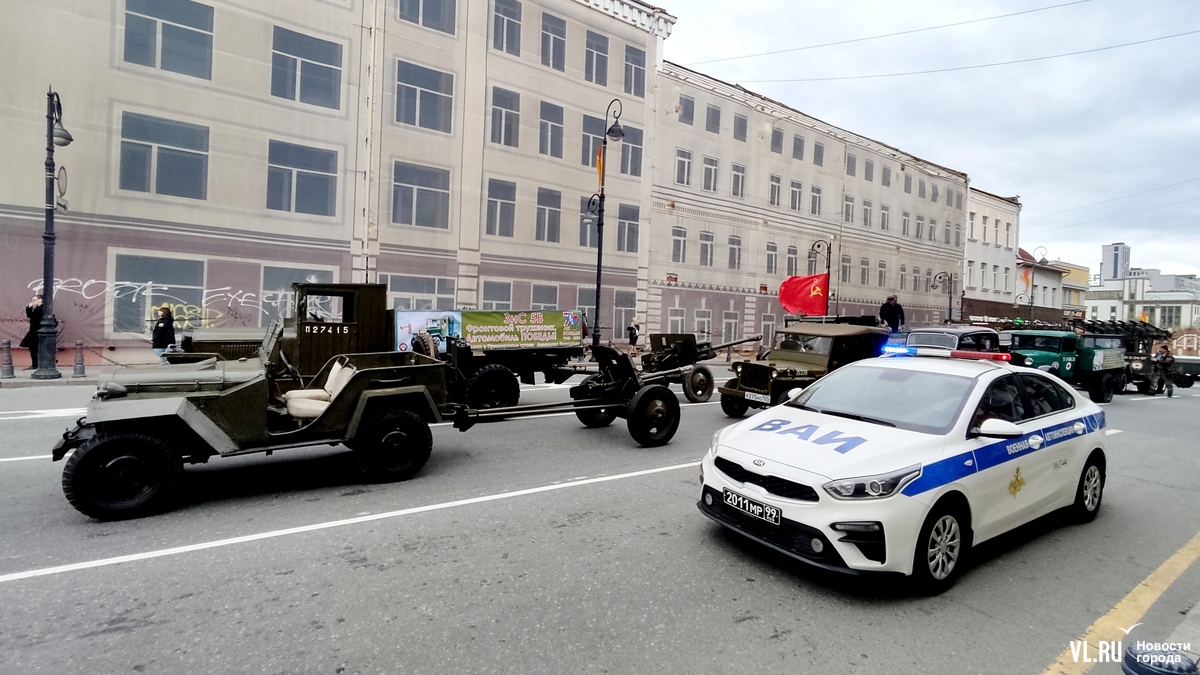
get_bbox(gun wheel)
[626,384,680,447]
[683,366,714,403]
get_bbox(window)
[806,248,818,275]
[901,211,910,236]
[733,114,747,142]
[967,260,974,287]
[728,236,742,270]
[810,186,822,216]
[969,213,977,239]
[263,267,336,322]
[485,179,516,237]
[843,195,854,223]
[540,13,565,71]
[668,307,685,333]
[723,311,739,343]
[864,160,874,182]
[705,105,721,134]
[931,184,939,203]
[846,153,856,177]
[912,267,920,292]
[792,135,805,160]
[862,200,872,228]
[535,187,561,242]
[386,274,454,311]
[944,223,951,244]
[124,0,213,80]
[995,266,1001,291]
[982,216,989,243]
[490,87,519,147]
[577,288,596,323]
[979,262,988,289]
[947,188,954,207]
[761,313,776,347]
[786,246,799,276]
[878,261,887,287]
[1005,223,1012,247]
[859,258,869,285]
[531,284,558,311]
[113,254,205,332]
[392,161,450,228]
[617,204,639,253]
[927,219,936,241]
[624,45,645,97]
[585,31,608,85]
[678,95,694,125]
[956,191,963,210]
[482,281,512,310]
[771,128,784,154]
[581,115,604,166]
[882,165,891,187]
[493,0,521,56]
[271,26,342,109]
[399,0,455,33]
[993,220,1000,245]
[675,149,692,186]
[1020,374,1076,417]
[672,227,687,263]
[119,111,209,200]
[955,223,962,246]
[1004,267,1010,291]
[266,140,337,216]
[766,242,778,275]
[731,164,746,198]
[539,101,563,158]
[880,205,890,231]
[695,309,712,341]
[918,179,926,199]
[699,231,714,267]
[615,291,637,334]
[914,215,924,239]
[619,126,643,177]
[839,255,851,283]
[813,142,824,166]
[396,60,453,133]
[904,174,912,194]
[579,196,598,248]
[769,175,781,206]
[789,180,803,211]
[899,264,907,290]
[702,157,719,192]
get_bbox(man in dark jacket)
[1150,344,1177,398]
[20,293,43,370]
[151,305,176,365]
[879,296,905,333]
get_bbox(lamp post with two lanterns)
[34,87,73,380]
[586,99,624,349]
[931,271,954,322]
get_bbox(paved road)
[1,382,1198,674]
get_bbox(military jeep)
[717,323,891,417]
[51,322,450,520]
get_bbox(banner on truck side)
[395,310,584,352]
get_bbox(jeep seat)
[286,362,356,418]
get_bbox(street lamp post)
[588,98,624,350]
[808,239,833,315]
[1015,293,1034,321]
[932,271,954,322]
[34,87,73,380]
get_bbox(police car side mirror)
[787,387,803,400]
[973,418,1024,439]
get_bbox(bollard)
[0,340,13,379]
[73,340,86,378]
[725,345,732,363]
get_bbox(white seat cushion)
[287,397,330,418]
[327,364,355,398]
[283,389,330,402]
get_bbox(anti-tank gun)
[639,333,762,403]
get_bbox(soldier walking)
[1150,344,1177,398]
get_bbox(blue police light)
[882,345,917,356]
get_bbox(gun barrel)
[709,334,762,351]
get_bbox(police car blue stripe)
[902,411,1104,497]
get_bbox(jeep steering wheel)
[277,349,303,383]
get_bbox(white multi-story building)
[1086,244,1200,330]
[961,188,1020,321]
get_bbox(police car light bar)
[882,345,1011,361]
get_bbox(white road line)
[0,455,54,463]
[0,460,702,584]
[0,408,87,421]
[1106,429,1123,436]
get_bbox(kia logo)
[753,459,765,466]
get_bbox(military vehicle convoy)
[1003,329,1127,402]
[51,322,685,521]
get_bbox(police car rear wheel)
[912,505,969,594]
[1070,454,1105,523]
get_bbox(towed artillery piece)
[50,323,684,521]
[639,333,761,402]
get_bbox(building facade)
[961,188,1021,322]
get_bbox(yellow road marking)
[1043,529,1200,674]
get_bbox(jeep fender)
[347,387,443,441]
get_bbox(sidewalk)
[0,346,154,389]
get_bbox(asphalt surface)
[0,372,1198,674]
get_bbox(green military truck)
[1004,329,1127,403]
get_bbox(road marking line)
[0,455,54,463]
[1104,430,1122,436]
[0,460,702,584]
[1042,529,1200,674]
[0,408,86,421]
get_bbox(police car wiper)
[819,409,897,427]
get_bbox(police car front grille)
[738,363,774,394]
[699,487,845,568]
[715,457,819,502]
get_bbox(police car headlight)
[823,465,922,500]
[707,429,723,459]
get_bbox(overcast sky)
[659,0,1200,279]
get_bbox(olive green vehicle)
[717,322,891,417]
[1004,329,1127,403]
[51,324,683,521]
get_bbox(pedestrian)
[151,304,176,365]
[1150,344,1177,398]
[879,295,906,333]
[19,293,43,370]
[627,317,640,355]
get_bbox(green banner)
[461,310,584,348]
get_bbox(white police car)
[698,348,1108,593]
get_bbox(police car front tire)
[912,500,971,594]
[1070,452,1105,523]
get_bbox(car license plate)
[744,392,771,404]
[723,489,780,525]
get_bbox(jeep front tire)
[62,432,182,520]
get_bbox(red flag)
[779,274,829,315]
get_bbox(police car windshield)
[790,364,975,435]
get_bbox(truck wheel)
[62,432,181,520]
[1136,379,1151,395]
[626,385,681,447]
[1113,370,1129,395]
[412,333,439,358]
[574,374,617,428]
[352,410,432,482]
[720,379,750,418]
[683,366,714,403]
[1175,374,1194,389]
[466,364,519,409]
[1089,373,1114,404]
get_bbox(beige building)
[961,188,1020,321]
